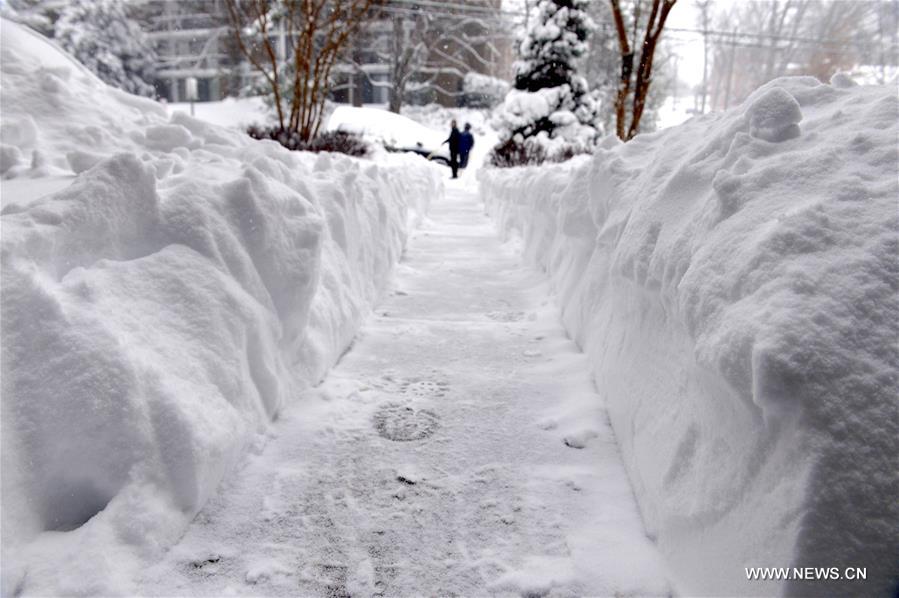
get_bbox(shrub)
[302,130,370,157]
[552,144,592,163]
[488,137,590,168]
[246,126,370,157]
[488,137,547,168]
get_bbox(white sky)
[665,0,741,88]
[666,1,705,87]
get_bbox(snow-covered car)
[326,105,451,165]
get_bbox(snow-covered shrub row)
[1,18,442,595]
[479,76,898,596]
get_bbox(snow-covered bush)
[0,0,56,36]
[489,0,599,165]
[462,72,511,109]
[479,75,898,597]
[489,134,591,168]
[489,136,548,167]
[54,0,157,97]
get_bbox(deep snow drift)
[1,18,442,596]
[480,76,898,596]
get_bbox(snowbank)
[167,96,273,131]
[479,76,898,596]
[327,105,446,151]
[1,18,442,595]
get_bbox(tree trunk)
[615,52,634,140]
[609,0,633,141]
[389,16,406,113]
[608,0,676,141]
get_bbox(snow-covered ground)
[167,96,272,131]
[1,17,442,595]
[326,104,498,179]
[400,104,499,181]
[131,182,672,596]
[479,75,898,596]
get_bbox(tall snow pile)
[0,18,442,596]
[480,76,898,596]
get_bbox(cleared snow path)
[136,182,671,597]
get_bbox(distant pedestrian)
[459,123,475,169]
[443,120,461,179]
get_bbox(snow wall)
[1,18,443,595]
[479,77,898,597]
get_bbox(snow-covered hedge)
[479,76,898,596]
[1,18,442,595]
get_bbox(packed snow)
[480,75,898,596]
[1,17,442,596]
[129,183,671,597]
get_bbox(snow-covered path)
[136,183,670,597]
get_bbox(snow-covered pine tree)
[2,0,57,37]
[55,0,158,97]
[491,0,599,165]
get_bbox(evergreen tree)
[2,0,57,37]
[515,0,593,92]
[55,0,158,97]
[491,0,599,164]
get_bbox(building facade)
[141,0,513,106]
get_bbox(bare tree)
[225,0,381,142]
[582,1,674,134]
[609,0,677,141]
[705,0,889,111]
[387,13,428,112]
[696,0,711,113]
[350,1,511,114]
[872,0,899,84]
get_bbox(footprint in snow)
[486,311,525,322]
[373,402,439,442]
[400,378,449,399]
[563,429,599,449]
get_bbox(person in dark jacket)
[459,123,475,170]
[443,120,461,179]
